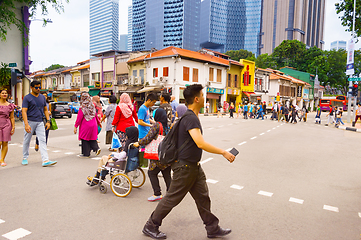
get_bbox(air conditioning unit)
[70,82,76,87]
[113,80,117,85]
[77,82,81,87]
[129,76,135,85]
[159,77,163,82]
[134,77,140,85]
[153,78,158,84]
[164,77,168,82]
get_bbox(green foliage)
[335,0,361,37]
[45,64,65,72]
[0,0,69,41]
[255,53,277,69]
[0,62,11,87]
[225,49,255,62]
[272,40,307,69]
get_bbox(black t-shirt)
[160,103,172,127]
[177,109,203,162]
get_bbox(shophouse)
[254,68,272,104]
[225,60,244,109]
[240,59,256,104]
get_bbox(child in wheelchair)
[86,126,139,186]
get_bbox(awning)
[242,91,255,98]
[137,86,158,93]
[119,86,143,93]
[88,89,100,96]
[101,90,112,96]
[206,93,220,99]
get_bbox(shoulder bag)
[144,123,164,160]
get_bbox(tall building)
[131,0,200,51]
[330,40,346,51]
[200,0,261,55]
[89,0,119,56]
[260,0,325,55]
[119,34,128,51]
[127,5,132,51]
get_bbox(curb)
[336,125,361,132]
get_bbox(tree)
[225,49,255,62]
[45,64,65,72]
[255,53,277,69]
[0,0,69,41]
[335,0,361,37]
[0,62,11,87]
[272,40,307,69]
[297,46,323,73]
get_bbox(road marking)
[219,125,224,127]
[52,150,61,153]
[230,185,244,190]
[9,143,17,146]
[323,205,339,212]
[289,197,304,204]
[258,191,273,197]
[91,157,101,160]
[238,141,247,146]
[64,152,74,155]
[206,179,218,184]
[228,123,233,125]
[18,145,23,147]
[358,212,361,218]
[277,125,280,127]
[208,128,214,130]
[272,128,276,130]
[2,228,32,240]
[267,130,271,132]
[200,158,213,165]
[250,136,257,140]
[29,147,34,149]
[260,133,265,135]
[225,148,232,151]
[0,219,4,224]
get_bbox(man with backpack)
[142,84,235,239]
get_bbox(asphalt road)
[0,113,360,240]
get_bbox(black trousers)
[81,139,99,157]
[147,161,219,234]
[148,166,172,196]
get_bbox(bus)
[319,95,347,111]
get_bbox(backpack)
[158,110,193,165]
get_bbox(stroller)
[88,143,146,197]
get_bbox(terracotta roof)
[77,64,90,70]
[229,60,244,67]
[269,73,291,81]
[257,68,273,72]
[61,68,72,73]
[128,46,230,67]
[127,54,147,63]
[77,59,90,65]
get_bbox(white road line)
[29,147,34,149]
[260,133,265,135]
[277,125,280,127]
[258,191,273,197]
[219,125,224,127]
[238,141,247,146]
[228,123,233,125]
[2,228,32,240]
[250,136,257,140]
[208,128,214,130]
[323,205,339,212]
[64,152,74,155]
[272,128,276,130]
[267,130,271,132]
[0,219,4,224]
[358,212,361,218]
[206,179,218,184]
[18,145,23,147]
[91,157,101,160]
[200,158,213,165]
[225,148,232,151]
[52,150,61,153]
[289,197,304,204]
[9,143,17,146]
[230,185,244,190]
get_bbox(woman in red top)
[112,93,138,151]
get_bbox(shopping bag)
[125,145,139,173]
[111,132,121,149]
[144,124,164,160]
[49,118,58,130]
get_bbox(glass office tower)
[89,0,119,56]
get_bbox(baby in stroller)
[86,126,139,186]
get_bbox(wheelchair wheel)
[99,183,107,194]
[127,167,146,188]
[110,173,132,197]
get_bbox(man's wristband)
[47,119,50,122]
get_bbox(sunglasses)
[34,87,41,90]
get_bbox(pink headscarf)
[80,92,96,121]
[118,93,134,118]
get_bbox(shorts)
[106,131,112,144]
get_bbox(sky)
[29,0,358,72]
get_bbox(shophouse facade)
[254,68,272,104]
[225,60,244,110]
[240,59,256,104]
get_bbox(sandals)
[35,144,39,151]
[1,162,7,167]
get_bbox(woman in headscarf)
[112,93,138,151]
[92,95,103,138]
[134,108,171,202]
[74,92,101,158]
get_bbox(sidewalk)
[335,121,361,132]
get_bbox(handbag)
[144,123,164,160]
[49,118,58,130]
[111,132,121,149]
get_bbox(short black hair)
[161,92,171,103]
[146,92,158,102]
[183,84,203,105]
[109,95,117,104]
[31,80,41,87]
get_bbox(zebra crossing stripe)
[0,219,4,224]
[2,228,31,240]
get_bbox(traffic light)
[11,69,23,86]
[352,83,359,96]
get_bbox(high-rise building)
[260,0,325,55]
[131,0,200,51]
[330,40,346,51]
[200,0,261,55]
[89,0,119,56]
[127,5,132,51]
[119,34,128,51]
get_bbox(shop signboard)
[227,89,240,95]
[207,87,224,94]
[103,81,113,88]
[94,81,101,88]
[297,86,302,97]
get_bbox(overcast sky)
[29,0,358,72]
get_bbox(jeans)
[36,129,49,145]
[23,121,49,163]
[335,118,344,125]
[148,166,172,196]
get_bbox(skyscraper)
[330,40,346,51]
[89,0,119,56]
[119,34,128,51]
[260,0,325,55]
[127,5,132,51]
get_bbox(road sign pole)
[347,81,353,123]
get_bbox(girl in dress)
[0,88,15,166]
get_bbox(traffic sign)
[9,63,17,68]
[348,77,361,81]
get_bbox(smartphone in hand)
[229,147,239,156]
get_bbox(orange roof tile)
[127,54,147,63]
[77,59,90,65]
[77,64,90,70]
[229,60,244,67]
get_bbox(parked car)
[51,102,72,118]
[99,97,110,113]
[68,102,80,113]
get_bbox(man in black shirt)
[159,92,172,131]
[142,84,235,239]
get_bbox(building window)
[92,73,100,81]
[209,68,214,82]
[139,69,145,84]
[235,75,238,88]
[104,72,113,81]
[163,67,169,77]
[183,67,189,81]
[193,68,198,82]
[255,78,258,90]
[217,69,222,83]
[153,68,158,78]
[227,74,231,87]
[132,70,137,77]
[259,79,262,90]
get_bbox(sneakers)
[42,161,57,167]
[95,149,101,156]
[22,159,28,165]
[86,176,99,186]
[78,154,90,158]
[148,195,163,202]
